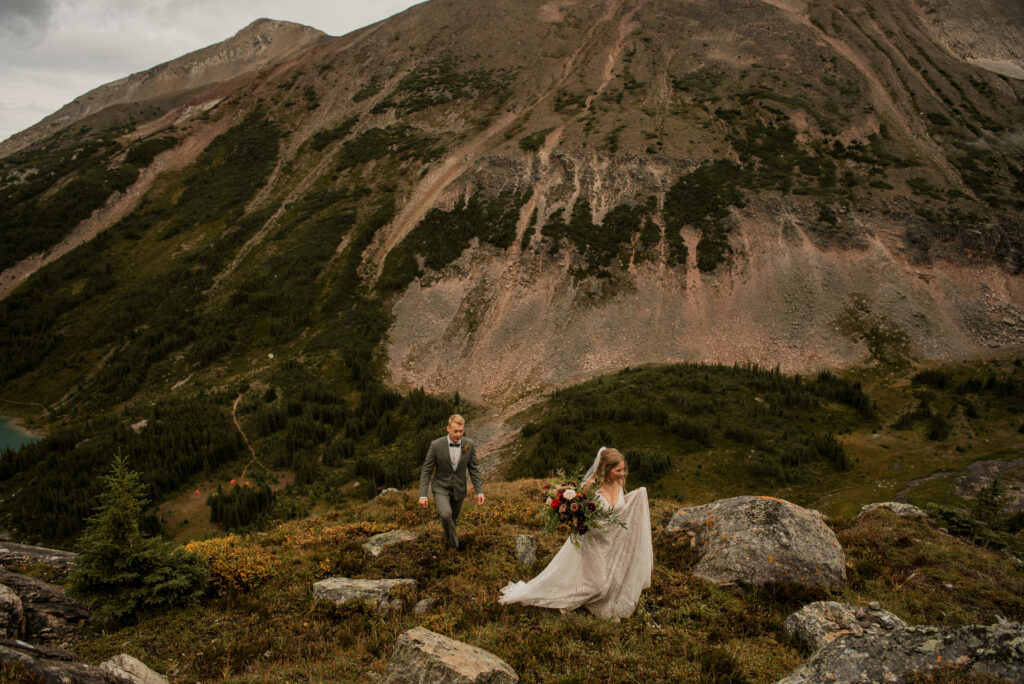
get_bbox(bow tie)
[449,442,461,448]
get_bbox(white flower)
[545,497,553,506]
[563,488,577,500]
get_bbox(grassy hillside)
[26,481,1016,683]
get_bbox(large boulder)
[858,502,927,518]
[776,623,1024,683]
[0,569,89,642]
[0,584,24,639]
[99,653,169,684]
[0,639,130,683]
[784,601,908,651]
[665,496,846,588]
[313,577,417,612]
[383,627,518,683]
[363,530,419,557]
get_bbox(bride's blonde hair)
[597,448,628,483]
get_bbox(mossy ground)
[56,481,1023,684]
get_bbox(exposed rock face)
[784,601,908,651]
[0,569,89,643]
[0,640,130,683]
[313,577,417,612]
[776,622,1024,684]
[0,19,327,159]
[363,530,419,557]
[514,535,537,568]
[858,502,929,518]
[0,540,79,571]
[665,496,846,588]
[0,584,24,639]
[99,653,169,684]
[383,627,518,684]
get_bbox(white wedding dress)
[499,484,653,619]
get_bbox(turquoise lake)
[0,416,40,453]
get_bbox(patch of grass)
[518,127,555,152]
[335,125,442,171]
[371,56,516,115]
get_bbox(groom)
[419,414,485,551]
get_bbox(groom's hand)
[418,497,428,509]
[476,493,486,505]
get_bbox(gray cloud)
[0,0,56,36]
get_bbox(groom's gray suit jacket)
[419,435,483,501]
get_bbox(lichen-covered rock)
[0,584,24,639]
[776,623,1024,683]
[665,496,846,588]
[383,627,518,683]
[363,530,419,557]
[99,653,169,684]
[858,502,928,518]
[313,577,417,612]
[514,535,536,568]
[784,601,908,651]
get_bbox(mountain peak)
[0,18,326,159]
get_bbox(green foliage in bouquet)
[541,469,625,545]
[68,453,208,624]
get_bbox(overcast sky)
[0,0,422,143]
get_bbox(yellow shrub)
[184,536,278,593]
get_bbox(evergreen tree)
[68,453,208,624]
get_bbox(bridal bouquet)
[542,471,625,545]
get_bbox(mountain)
[0,0,1023,544]
[0,19,328,160]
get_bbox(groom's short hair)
[448,414,465,427]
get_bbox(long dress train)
[498,485,653,619]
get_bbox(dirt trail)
[757,0,961,186]
[232,392,273,479]
[0,118,231,302]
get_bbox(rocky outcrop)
[0,640,130,683]
[784,601,908,651]
[665,496,846,588]
[0,569,89,643]
[363,530,419,557]
[313,577,417,612]
[0,540,79,571]
[858,502,928,518]
[383,627,518,683]
[514,535,536,568]
[777,622,1024,683]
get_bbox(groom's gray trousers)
[433,489,464,549]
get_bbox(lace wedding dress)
[498,484,653,619]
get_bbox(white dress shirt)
[448,441,461,470]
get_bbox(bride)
[499,447,653,619]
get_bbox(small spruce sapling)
[68,453,208,624]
